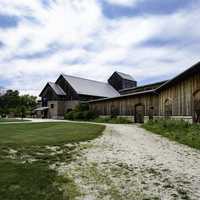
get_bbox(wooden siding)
[90,93,159,117]
[108,72,137,91]
[159,72,200,116]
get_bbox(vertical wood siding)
[159,72,200,116]
[90,93,159,117]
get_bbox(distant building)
[37,72,136,119]
[89,62,200,123]
[37,62,200,123]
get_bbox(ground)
[1,119,200,200]
[59,124,200,200]
[0,121,104,200]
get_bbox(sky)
[0,0,200,96]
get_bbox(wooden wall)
[90,93,159,117]
[159,72,200,116]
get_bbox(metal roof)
[34,107,49,111]
[116,71,135,81]
[120,80,168,93]
[88,89,155,103]
[62,74,120,98]
[48,82,66,96]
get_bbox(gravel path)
[59,124,200,200]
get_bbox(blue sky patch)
[0,41,4,48]
[102,0,195,18]
[0,14,19,29]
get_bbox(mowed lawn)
[0,122,105,200]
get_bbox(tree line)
[0,90,37,118]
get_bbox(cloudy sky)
[0,0,200,95]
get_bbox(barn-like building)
[37,72,135,118]
[37,62,200,123]
[89,62,200,123]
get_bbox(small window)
[51,104,54,109]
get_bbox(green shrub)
[64,108,98,121]
[94,116,132,124]
[74,103,89,112]
[82,111,98,120]
[64,111,75,120]
[73,112,84,120]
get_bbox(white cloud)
[0,0,200,95]
[106,0,140,6]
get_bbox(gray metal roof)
[88,89,155,103]
[116,71,135,81]
[48,82,66,96]
[34,107,49,111]
[62,74,120,97]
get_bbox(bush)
[64,111,75,120]
[83,111,98,120]
[64,104,98,121]
[94,116,132,124]
[74,103,89,112]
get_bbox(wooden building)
[37,72,135,119]
[157,62,200,123]
[89,81,165,123]
[89,62,200,123]
[37,61,200,123]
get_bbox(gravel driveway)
[58,124,200,200]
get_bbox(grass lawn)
[0,118,29,123]
[0,122,105,200]
[142,119,200,150]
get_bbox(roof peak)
[61,73,108,85]
[115,71,135,81]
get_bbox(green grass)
[142,119,200,150]
[0,122,105,200]
[0,118,28,123]
[0,122,104,146]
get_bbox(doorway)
[135,104,145,123]
[193,90,200,123]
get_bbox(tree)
[0,90,37,118]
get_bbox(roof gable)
[156,61,200,91]
[61,74,120,98]
[115,71,135,81]
[39,82,66,97]
[48,82,66,96]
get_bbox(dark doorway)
[135,104,145,123]
[193,90,200,123]
[164,98,172,118]
[43,110,48,119]
[149,106,154,120]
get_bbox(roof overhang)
[34,107,49,111]
[88,89,156,103]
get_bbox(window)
[50,104,54,109]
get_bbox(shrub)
[73,112,84,120]
[64,105,98,121]
[74,103,89,112]
[64,111,75,120]
[94,116,132,124]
